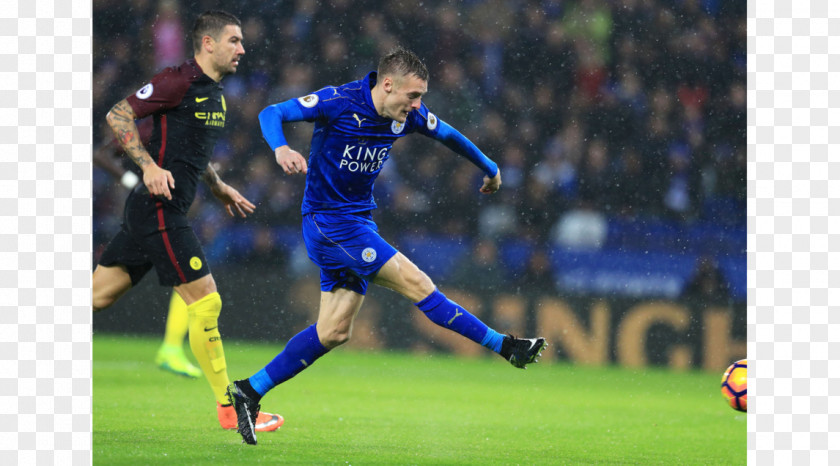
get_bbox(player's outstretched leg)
[499,336,548,369]
[415,288,547,368]
[155,291,202,378]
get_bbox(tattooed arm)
[105,99,175,200]
[201,162,223,190]
[201,162,256,218]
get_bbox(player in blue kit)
[227,47,547,444]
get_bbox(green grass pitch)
[93,334,745,465]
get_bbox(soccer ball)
[720,359,747,412]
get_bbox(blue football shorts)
[302,212,398,295]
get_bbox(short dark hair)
[192,10,241,52]
[378,47,429,82]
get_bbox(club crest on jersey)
[136,83,153,100]
[298,94,319,108]
[391,120,405,134]
[361,247,377,263]
[190,257,203,270]
[426,112,438,130]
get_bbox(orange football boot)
[217,403,284,432]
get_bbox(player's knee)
[91,266,132,312]
[323,333,350,349]
[176,276,218,306]
[92,291,118,312]
[404,268,435,300]
[188,292,222,319]
[92,297,107,312]
[318,325,352,349]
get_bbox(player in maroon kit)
[95,119,203,380]
[92,10,282,434]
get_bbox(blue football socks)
[248,291,505,397]
[248,324,329,396]
[415,289,505,353]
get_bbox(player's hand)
[480,170,502,194]
[210,182,256,218]
[142,164,175,200]
[275,145,308,175]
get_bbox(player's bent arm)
[258,100,306,150]
[432,120,499,178]
[202,163,256,217]
[259,101,310,174]
[105,99,156,171]
[106,99,174,198]
[201,162,235,200]
[201,162,224,191]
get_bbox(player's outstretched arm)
[201,163,255,218]
[430,119,500,194]
[106,99,174,199]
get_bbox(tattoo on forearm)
[202,163,222,188]
[108,112,132,123]
[107,100,153,169]
[117,129,135,146]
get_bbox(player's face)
[383,74,427,123]
[213,25,245,77]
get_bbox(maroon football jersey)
[126,58,228,214]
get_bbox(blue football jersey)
[290,72,442,215]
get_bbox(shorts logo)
[361,247,377,263]
[135,83,153,100]
[189,257,203,270]
[391,120,405,134]
[426,112,438,130]
[298,94,319,108]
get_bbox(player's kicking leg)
[373,252,547,369]
[500,336,548,369]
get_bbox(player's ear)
[382,76,393,93]
[202,34,215,53]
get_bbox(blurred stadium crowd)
[92,0,746,302]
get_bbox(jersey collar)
[187,58,224,88]
[363,71,381,119]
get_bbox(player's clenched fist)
[479,170,502,195]
[275,145,308,175]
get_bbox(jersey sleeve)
[291,86,349,122]
[410,103,441,138]
[414,105,498,177]
[259,86,349,150]
[125,67,192,119]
